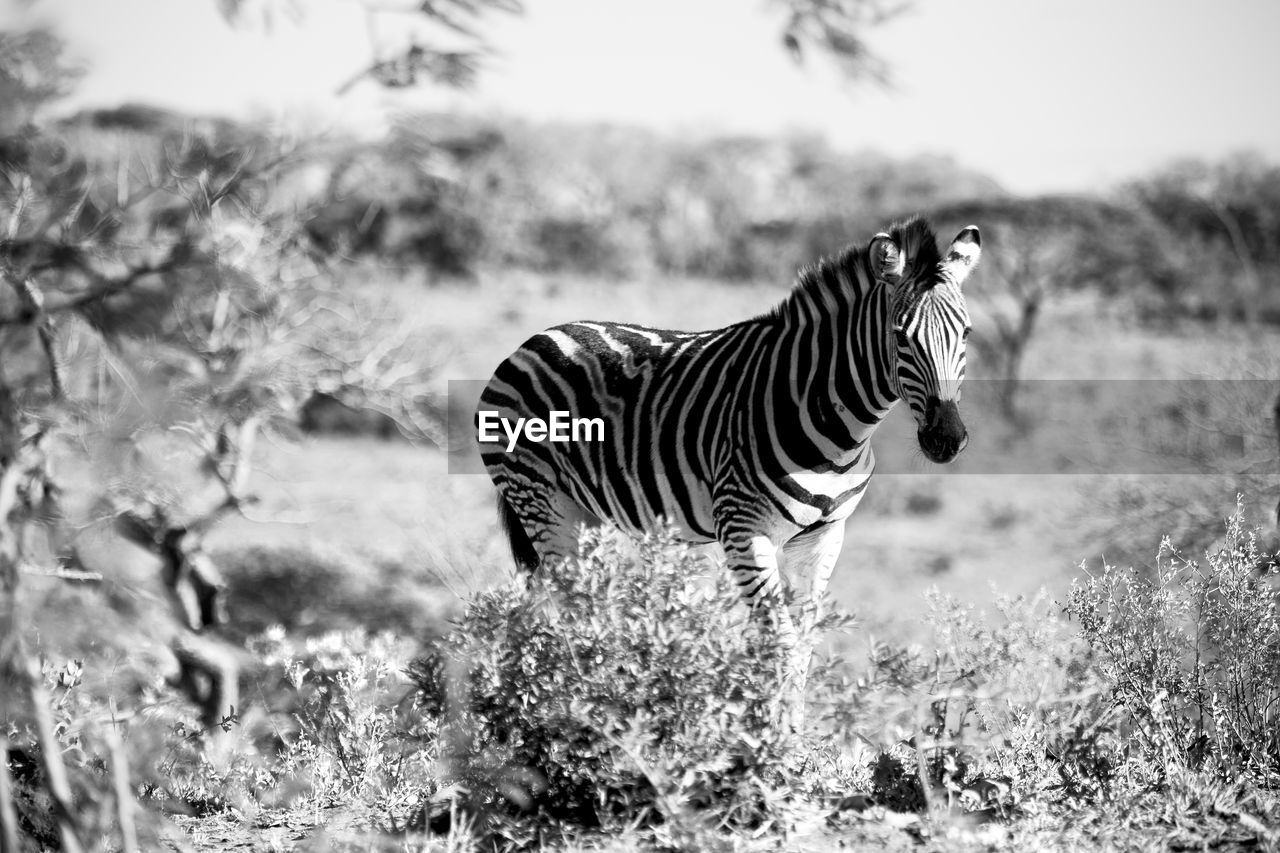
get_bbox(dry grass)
[11,269,1280,851]
[202,269,1280,654]
[204,270,1280,643]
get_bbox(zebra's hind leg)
[494,477,602,572]
[780,520,846,731]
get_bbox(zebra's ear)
[869,233,904,283]
[941,226,981,286]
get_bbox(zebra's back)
[478,319,754,542]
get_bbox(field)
[114,266,1270,852]
[211,267,1280,644]
[4,10,1280,850]
[7,246,1280,852]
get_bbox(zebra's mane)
[764,216,942,324]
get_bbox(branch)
[187,415,261,537]
[0,432,49,531]
[775,0,905,84]
[0,245,186,327]
[4,276,65,400]
[335,43,482,94]
[0,738,18,853]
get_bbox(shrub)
[409,526,799,844]
[253,630,437,821]
[814,588,1111,812]
[1066,500,1280,785]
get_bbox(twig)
[6,277,64,401]
[105,727,138,853]
[20,563,102,582]
[0,737,19,853]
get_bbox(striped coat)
[478,217,980,704]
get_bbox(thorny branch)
[0,241,187,328]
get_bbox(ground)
[165,267,1280,851]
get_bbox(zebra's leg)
[717,517,806,726]
[781,520,846,729]
[500,480,601,569]
[718,528,798,652]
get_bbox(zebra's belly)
[558,456,720,544]
[554,446,874,546]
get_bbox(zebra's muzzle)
[918,397,968,464]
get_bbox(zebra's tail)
[497,493,540,572]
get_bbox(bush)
[251,630,436,819]
[1067,500,1280,785]
[814,588,1112,812]
[409,526,798,844]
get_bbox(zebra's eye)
[962,326,972,341]
[894,329,909,348]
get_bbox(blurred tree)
[1127,155,1280,323]
[931,195,1179,420]
[773,0,908,83]
[216,0,902,92]
[0,28,438,746]
[1,84,290,738]
[0,29,81,134]
[214,0,523,93]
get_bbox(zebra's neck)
[762,248,901,453]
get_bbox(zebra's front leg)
[718,525,801,729]
[781,520,846,730]
[720,529,797,651]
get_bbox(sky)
[6,0,1280,194]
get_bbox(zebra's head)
[870,220,981,464]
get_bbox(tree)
[0,29,81,133]
[0,26,461,846]
[216,0,523,92]
[214,0,905,92]
[772,0,909,83]
[930,195,1179,420]
[1127,155,1280,323]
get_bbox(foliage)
[0,29,443,851]
[251,630,438,821]
[1125,155,1280,323]
[1067,500,1280,786]
[219,0,901,95]
[771,0,907,83]
[929,195,1182,418]
[409,526,800,846]
[217,0,523,94]
[1088,364,1280,568]
[9,497,1280,850]
[815,587,1112,813]
[0,29,81,133]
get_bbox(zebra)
[477,216,981,716]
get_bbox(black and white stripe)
[479,217,980,668]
